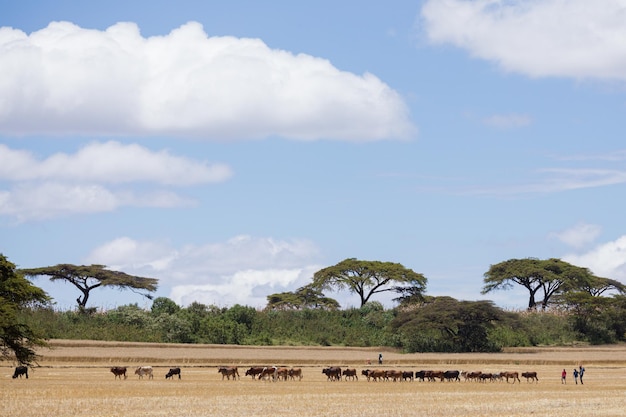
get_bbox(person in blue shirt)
[579,366,585,385]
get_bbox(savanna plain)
[3,340,626,417]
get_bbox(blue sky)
[2,0,626,311]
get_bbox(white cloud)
[0,21,414,140]
[0,142,232,185]
[482,113,531,129]
[84,235,323,308]
[0,182,194,221]
[421,0,626,81]
[0,141,229,221]
[550,222,602,248]
[467,167,626,197]
[563,235,626,281]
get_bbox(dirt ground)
[2,340,626,417]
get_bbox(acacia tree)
[1,254,50,365]
[265,285,340,311]
[310,258,427,307]
[390,296,505,352]
[482,258,597,310]
[19,264,158,311]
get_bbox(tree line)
[3,254,626,366]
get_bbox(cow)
[443,370,460,382]
[12,366,28,379]
[245,367,266,380]
[384,370,403,382]
[258,366,278,381]
[289,368,303,381]
[414,370,427,381]
[342,368,358,381]
[402,371,414,381]
[322,366,342,381]
[110,366,127,380]
[135,366,154,379]
[165,367,181,379]
[479,373,494,382]
[522,371,539,383]
[425,370,444,382]
[275,367,291,381]
[218,366,240,380]
[461,371,481,382]
[363,369,386,382]
[500,371,521,384]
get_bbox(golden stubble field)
[2,340,626,417]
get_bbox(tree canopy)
[265,285,340,311]
[310,258,427,307]
[19,264,158,310]
[391,296,506,352]
[482,258,599,310]
[1,254,50,365]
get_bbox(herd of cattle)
[8,364,540,383]
[104,366,538,383]
[321,368,539,383]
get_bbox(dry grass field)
[3,340,626,417]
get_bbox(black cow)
[165,367,181,379]
[414,370,427,381]
[402,371,414,381]
[322,366,342,381]
[12,366,28,379]
[110,366,127,380]
[443,370,460,381]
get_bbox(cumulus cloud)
[0,21,414,140]
[564,235,626,281]
[85,235,322,308]
[550,222,602,249]
[0,142,232,185]
[0,141,229,221]
[421,0,626,81]
[0,182,194,221]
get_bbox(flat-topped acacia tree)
[19,264,158,311]
[310,258,427,307]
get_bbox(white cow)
[135,366,154,379]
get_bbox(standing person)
[561,369,567,384]
[579,365,585,385]
[573,368,579,384]
[378,353,383,365]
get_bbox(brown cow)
[522,371,539,383]
[275,367,291,381]
[110,366,127,379]
[425,370,444,382]
[245,367,265,379]
[258,366,278,381]
[461,371,482,382]
[500,371,521,384]
[218,366,240,380]
[289,368,303,381]
[384,370,403,382]
[342,368,358,381]
[364,369,386,382]
[135,366,153,379]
